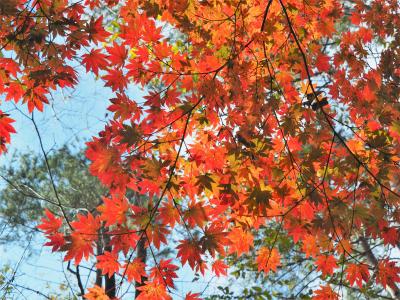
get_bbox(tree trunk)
[95,233,103,287]
[103,232,116,298]
[135,236,147,299]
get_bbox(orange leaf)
[84,285,109,300]
[346,263,370,288]
[96,251,121,278]
[37,209,62,234]
[256,247,281,273]
[125,258,146,283]
[313,285,338,300]
[227,227,254,257]
[136,281,171,300]
[316,54,330,72]
[212,259,228,277]
[316,255,338,277]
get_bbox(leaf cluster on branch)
[0,0,400,299]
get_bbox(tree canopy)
[0,0,400,299]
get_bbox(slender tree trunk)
[103,232,116,298]
[135,236,147,299]
[95,232,103,287]
[360,236,400,300]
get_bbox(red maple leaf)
[316,255,338,277]
[256,247,281,273]
[106,42,127,67]
[146,223,170,249]
[103,69,129,92]
[109,229,140,256]
[149,259,178,288]
[136,281,171,300]
[64,213,100,264]
[108,92,141,122]
[44,232,65,252]
[313,285,338,300]
[376,259,400,289]
[98,196,130,226]
[227,227,253,257]
[125,258,146,283]
[0,111,16,153]
[382,227,398,246]
[212,259,228,277]
[96,251,121,278]
[346,263,370,288]
[200,224,229,257]
[176,239,202,269]
[82,49,108,76]
[37,209,63,235]
[184,201,209,228]
[159,201,181,228]
[5,82,24,102]
[87,16,110,43]
[185,292,202,300]
[315,54,330,72]
[84,285,109,300]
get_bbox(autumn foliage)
[1,0,400,299]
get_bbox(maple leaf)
[103,69,129,92]
[246,185,272,213]
[316,255,338,277]
[200,224,229,257]
[119,123,142,147]
[0,57,20,77]
[176,239,202,269]
[142,19,163,43]
[346,263,370,288]
[159,201,181,228]
[37,209,63,235]
[87,16,110,43]
[82,49,108,76]
[381,227,398,246]
[5,82,24,102]
[195,173,215,192]
[146,223,170,249]
[184,201,209,228]
[302,235,319,258]
[315,54,330,72]
[376,259,400,289]
[227,227,254,257]
[212,259,228,277]
[125,258,147,283]
[298,201,315,221]
[194,259,208,276]
[185,292,202,300]
[313,285,338,300]
[109,229,140,256]
[84,285,109,300]
[44,232,66,252]
[108,93,141,122]
[64,213,100,265]
[106,42,127,67]
[256,247,281,273]
[0,111,16,153]
[136,281,171,300]
[25,91,48,113]
[64,234,96,265]
[149,259,178,288]
[98,196,130,226]
[96,251,121,278]
[86,138,120,181]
